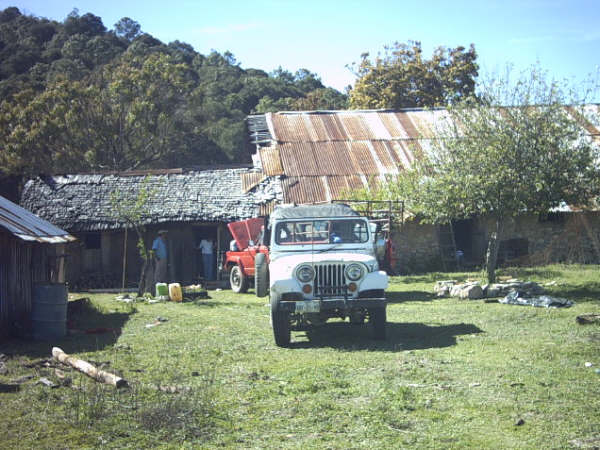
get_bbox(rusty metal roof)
[241,172,266,193]
[253,106,600,206]
[259,146,284,176]
[0,195,76,243]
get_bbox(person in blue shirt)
[152,230,168,284]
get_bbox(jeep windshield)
[274,219,369,245]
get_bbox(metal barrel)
[31,283,68,340]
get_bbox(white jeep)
[255,203,388,347]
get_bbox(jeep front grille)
[314,264,347,297]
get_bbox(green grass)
[1,264,599,448]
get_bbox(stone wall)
[477,211,600,265]
[389,211,600,274]
[392,220,442,274]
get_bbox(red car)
[224,218,269,293]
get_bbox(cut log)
[576,313,600,325]
[52,347,128,388]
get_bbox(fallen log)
[576,313,600,325]
[52,347,128,388]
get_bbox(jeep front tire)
[271,302,290,347]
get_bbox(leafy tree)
[292,87,348,110]
[110,176,157,296]
[349,40,478,109]
[0,53,196,174]
[63,9,106,36]
[114,17,141,42]
[363,66,600,282]
[0,7,348,175]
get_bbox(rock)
[0,361,7,375]
[522,281,544,295]
[460,284,484,299]
[434,280,457,297]
[434,280,457,293]
[486,285,502,297]
[450,284,463,297]
[515,418,525,426]
[37,377,58,388]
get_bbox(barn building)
[0,195,75,337]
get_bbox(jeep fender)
[358,270,389,292]
[270,278,302,298]
[225,255,243,271]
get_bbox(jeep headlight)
[345,263,364,281]
[295,265,315,283]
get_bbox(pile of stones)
[434,279,545,300]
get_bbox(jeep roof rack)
[332,199,405,231]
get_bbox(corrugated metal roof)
[314,142,355,176]
[0,195,76,243]
[326,175,367,200]
[266,110,443,144]
[259,146,284,176]
[256,107,600,206]
[241,172,266,193]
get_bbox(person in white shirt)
[198,238,214,280]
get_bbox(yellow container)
[168,283,183,302]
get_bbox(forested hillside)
[0,7,347,177]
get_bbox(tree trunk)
[135,230,151,297]
[52,347,128,388]
[485,218,504,284]
[137,256,152,297]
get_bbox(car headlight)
[345,263,364,281]
[295,265,315,283]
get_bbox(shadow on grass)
[0,298,133,358]
[497,267,564,279]
[546,282,600,303]
[296,321,483,352]
[386,291,437,303]
[188,301,239,308]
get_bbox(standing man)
[152,230,168,284]
[198,237,214,280]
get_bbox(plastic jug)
[169,283,183,302]
[155,282,168,299]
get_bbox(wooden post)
[216,224,222,280]
[122,228,128,291]
[52,347,128,388]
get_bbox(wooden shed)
[0,195,75,338]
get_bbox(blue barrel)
[31,283,68,340]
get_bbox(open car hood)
[227,218,265,250]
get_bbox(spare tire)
[255,252,268,297]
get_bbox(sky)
[2,0,599,98]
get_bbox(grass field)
[1,264,599,449]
